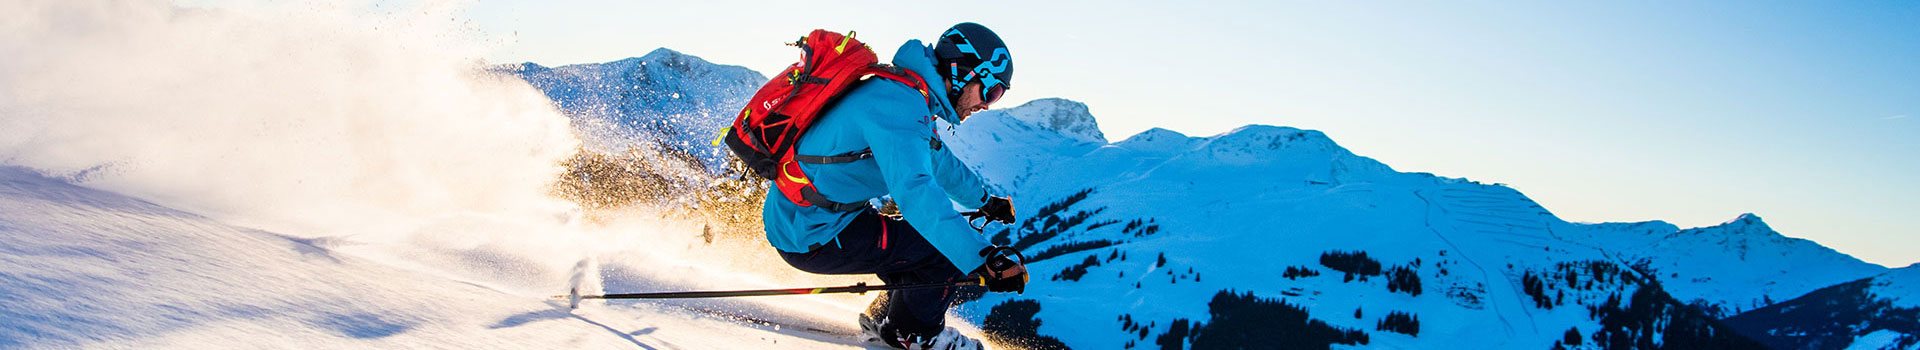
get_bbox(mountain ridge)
[1000,98,1106,144]
[1563,211,1887,319]
[497,48,765,168]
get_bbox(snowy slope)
[1724,264,1920,350]
[0,2,952,348]
[1876,264,1920,310]
[0,166,888,349]
[1564,214,1887,318]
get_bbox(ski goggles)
[983,83,1007,105]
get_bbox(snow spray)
[0,0,592,293]
[0,2,878,321]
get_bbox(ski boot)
[858,313,889,346]
[898,326,984,350]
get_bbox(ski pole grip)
[962,211,988,232]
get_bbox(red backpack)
[721,30,936,211]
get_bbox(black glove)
[977,196,1015,224]
[972,246,1028,293]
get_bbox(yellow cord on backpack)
[711,126,731,146]
[837,31,855,54]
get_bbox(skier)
[758,23,1026,350]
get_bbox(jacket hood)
[891,40,961,124]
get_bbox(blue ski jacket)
[761,39,994,272]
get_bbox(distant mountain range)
[503,49,1918,350]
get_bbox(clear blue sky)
[214,1,1920,267]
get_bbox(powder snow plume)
[0,0,581,236]
[0,0,607,294]
[0,0,870,306]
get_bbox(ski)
[554,279,979,303]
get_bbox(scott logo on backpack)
[718,29,937,212]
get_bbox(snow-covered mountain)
[499,48,765,168]
[1563,215,1887,318]
[939,106,1748,349]
[999,98,1106,145]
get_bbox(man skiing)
[757,23,1025,350]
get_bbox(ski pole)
[554,279,982,307]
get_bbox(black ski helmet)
[933,22,1012,104]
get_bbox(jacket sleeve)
[860,101,991,272]
[928,128,991,209]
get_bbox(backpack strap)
[866,64,939,114]
[790,148,873,212]
[793,148,873,164]
[770,62,932,213]
[799,186,869,212]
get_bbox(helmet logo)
[944,28,978,56]
[971,48,1011,89]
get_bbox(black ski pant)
[778,209,967,341]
